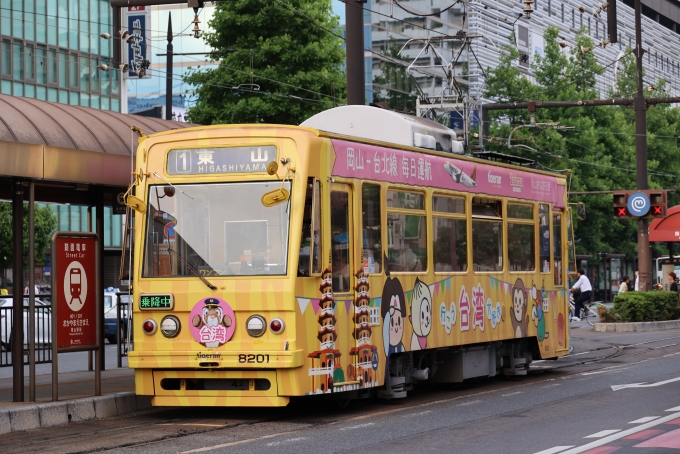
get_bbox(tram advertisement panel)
[53,234,98,350]
[331,139,565,209]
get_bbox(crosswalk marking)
[533,447,575,454]
[629,416,660,424]
[585,430,621,438]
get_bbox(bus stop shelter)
[0,93,191,402]
[649,204,680,288]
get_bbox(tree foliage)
[372,38,417,113]
[0,203,58,273]
[184,0,346,125]
[484,26,680,262]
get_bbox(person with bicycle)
[570,269,592,322]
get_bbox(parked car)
[104,291,132,344]
[0,297,51,352]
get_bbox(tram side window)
[362,183,382,274]
[298,178,322,276]
[387,190,427,272]
[539,204,551,273]
[553,213,563,286]
[507,204,535,272]
[331,191,351,292]
[472,197,503,272]
[433,195,467,272]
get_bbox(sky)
[332,0,346,25]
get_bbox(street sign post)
[51,232,101,401]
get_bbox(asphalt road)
[2,324,680,454]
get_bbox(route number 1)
[175,151,191,173]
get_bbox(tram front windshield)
[143,182,291,277]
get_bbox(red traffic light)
[616,207,627,216]
[652,206,663,215]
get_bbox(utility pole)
[344,0,365,105]
[166,14,173,121]
[633,0,651,291]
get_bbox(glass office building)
[0,0,121,111]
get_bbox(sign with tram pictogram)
[52,232,100,351]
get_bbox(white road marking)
[581,368,628,376]
[339,423,375,431]
[533,447,574,454]
[266,437,307,447]
[502,391,524,397]
[584,429,621,438]
[456,399,482,406]
[629,416,660,424]
[540,383,561,389]
[560,411,680,453]
[403,410,433,417]
[611,376,680,391]
[667,406,680,411]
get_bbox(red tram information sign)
[52,232,100,351]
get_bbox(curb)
[0,393,151,435]
[594,319,680,332]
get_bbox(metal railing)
[0,295,53,367]
[116,292,133,367]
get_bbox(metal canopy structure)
[649,205,680,243]
[0,93,191,402]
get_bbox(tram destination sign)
[167,146,277,175]
[139,294,174,310]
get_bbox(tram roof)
[0,94,191,198]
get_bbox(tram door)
[328,183,354,389]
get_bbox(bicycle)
[568,293,602,326]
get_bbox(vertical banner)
[126,6,151,79]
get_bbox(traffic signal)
[613,191,631,218]
[612,190,667,219]
[647,191,667,218]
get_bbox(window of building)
[508,203,535,272]
[25,44,35,81]
[539,203,551,273]
[57,50,66,87]
[69,53,78,88]
[1,40,10,77]
[387,190,427,272]
[36,45,46,84]
[80,55,89,91]
[12,42,24,80]
[433,195,467,272]
[553,213,563,286]
[472,197,502,272]
[362,183,382,274]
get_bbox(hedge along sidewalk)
[600,291,680,324]
[0,392,151,435]
[594,319,680,332]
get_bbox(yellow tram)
[126,105,575,407]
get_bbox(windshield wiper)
[167,247,217,290]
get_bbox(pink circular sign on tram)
[189,297,235,348]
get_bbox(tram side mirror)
[577,202,586,220]
[261,188,290,207]
[164,186,175,198]
[125,195,147,214]
[267,161,279,176]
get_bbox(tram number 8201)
[238,354,270,363]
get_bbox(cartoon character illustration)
[510,278,530,338]
[531,285,549,343]
[191,298,233,348]
[557,313,565,346]
[381,272,406,364]
[351,268,378,387]
[409,278,432,350]
[444,162,477,188]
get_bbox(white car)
[0,297,51,352]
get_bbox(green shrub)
[609,291,680,323]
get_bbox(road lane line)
[561,411,680,453]
[181,427,314,453]
[628,417,659,424]
[502,391,523,396]
[403,411,433,417]
[533,447,574,454]
[339,423,375,431]
[456,400,482,406]
[584,430,621,438]
[667,406,680,411]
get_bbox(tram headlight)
[160,315,181,338]
[246,315,267,337]
[142,318,157,335]
[270,318,285,334]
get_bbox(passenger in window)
[402,247,422,271]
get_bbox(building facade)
[0,0,121,110]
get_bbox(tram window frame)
[361,183,382,274]
[432,195,467,273]
[553,211,563,287]
[330,189,351,293]
[507,203,535,272]
[539,203,551,274]
[298,177,322,277]
[472,196,503,273]
[386,189,427,273]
